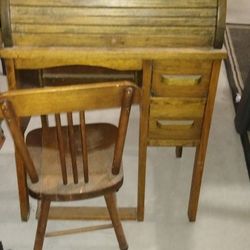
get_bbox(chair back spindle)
[55,112,90,185]
[55,113,68,185]
[67,112,78,184]
[80,111,89,183]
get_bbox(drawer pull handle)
[156,120,194,130]
[161,75,202,86]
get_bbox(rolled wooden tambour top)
[1,0,227,49]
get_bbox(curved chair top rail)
[1,0,227,49]
[0,81,140,117]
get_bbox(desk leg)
[137,61,152,221]
[188,60,222,221]
[137,137,148,221]
[188,144,205,221]
[15,150,30,221]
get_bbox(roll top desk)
[0,0,227,222]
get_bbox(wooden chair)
[0,81,135,250]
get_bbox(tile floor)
[1,1,250,249]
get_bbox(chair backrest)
[1,0,226,48]
[0,81,136,184]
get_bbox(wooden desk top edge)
[0,47,227,60]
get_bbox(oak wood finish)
[148,97,205,141]
[79,111,89,183]
[105,193,128,250]
[1,0,224,48]
[66,112,78,184]
[137,61,153,221]
[0,82,140,117]
[5,59,16,89]
[34,200,51,250]
[1,0,12,46]
[46,223,113,237]
[4,58,30,221]
[143,58,224,221]
[188,60,222,221]
[0,81,136,249]
[0,48,226,70]
[0,0,227,224]
[7,0,219,7]
[151,59,213,98]
[214,0,227,48]
[0,100,39,183]
[48,206,137,221]
[0,55,226,223]
[55,114,67,185]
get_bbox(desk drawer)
[152,60,213,97]
[148,97,206,140]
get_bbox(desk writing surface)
[0,47,227,70]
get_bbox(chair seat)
[26,123,123,201]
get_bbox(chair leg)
[104,193,128,250]
[15,151,30,221]
[34,200,51,250]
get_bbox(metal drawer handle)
[161,75,202,86]
[156,120,194,130]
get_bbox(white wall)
[227,0,250,24]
